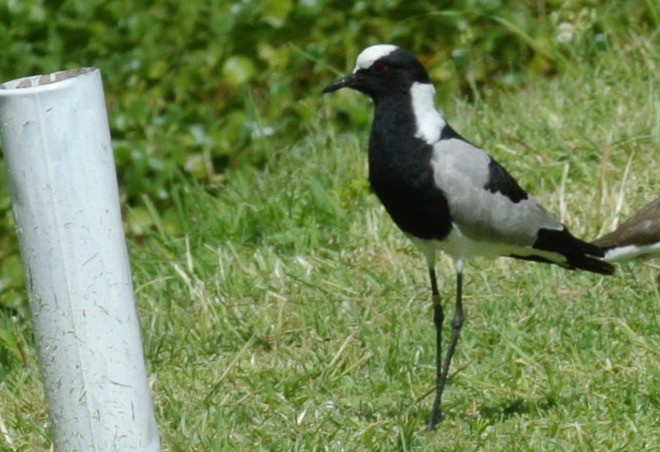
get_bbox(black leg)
[440,271,464,390]
[427,270,465,431]
[426,267,444,431]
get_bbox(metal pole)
[0,68,159,451]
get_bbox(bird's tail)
[526,227,615,275]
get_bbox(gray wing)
[430,138,563,246]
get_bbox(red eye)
[372,61,387,73]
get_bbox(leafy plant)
[0,0,655,307]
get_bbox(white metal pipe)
[0,68,159,451]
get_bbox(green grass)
[1,26,659,452]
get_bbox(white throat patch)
[354,44,398,72]
[410,82,446,144]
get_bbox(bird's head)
[322,45,431,100]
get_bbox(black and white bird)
[593,197,660,262]
[322,44,614,431]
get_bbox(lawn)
[1,10,659,452]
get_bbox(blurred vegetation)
[0,0,656,312]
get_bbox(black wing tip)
[533,227,615,276]
[565,254,615,275]
[511,252,615,275]
[575,238,606,258]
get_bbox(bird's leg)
[427,269,465,431]
[426,266,444,431]
[441,270,464,386]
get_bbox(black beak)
[322,73,355,94]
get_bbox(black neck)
[365,94,452,240]
[369,94,428,165]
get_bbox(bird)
[593,197,660,262]
[321,44,615,431]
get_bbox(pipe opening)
[0,68,95,91]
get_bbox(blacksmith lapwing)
[322,44,614,431]
[593,197,660,262]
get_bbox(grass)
[1,28,659,452]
